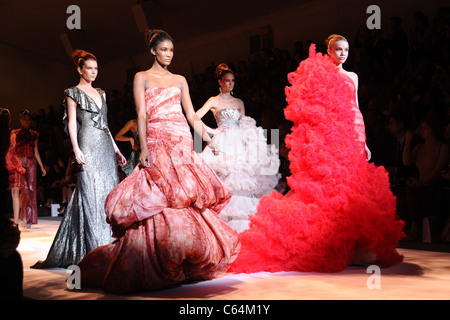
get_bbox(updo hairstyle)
[72,49,97,69]
[145,29,174,52]
[325,34,348,50]
[215,63,234,80]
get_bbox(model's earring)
[219,87,222,96]
[231,90,234,96]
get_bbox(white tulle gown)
[201,108,280,232]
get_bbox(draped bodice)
[145,87,186,125]
[214,108,241,128]
[62,87,110,134]
[144,87,190,147]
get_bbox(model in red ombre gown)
[6,129,26,188]
[78,87,240,294]
[229,45,404,274]
[11,128,39,225]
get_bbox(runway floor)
[16,216,450,301]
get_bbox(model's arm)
[67,97,86,165]
[108,132,126,166]
[97,92,126,167]
[134,72,150,167]
[351,72,371,161]
[33,137,46,176]
[179,76,219,153]
[237,99,246,118]
[194,98,221,135]
[195,98,213,119]
[115,120,139,150]
[180,77,211,141]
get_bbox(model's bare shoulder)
[133,71,147,84]
[176,74,187,84]
[175,74,189,90]
[235,97,245,106]
[347,71,358,82]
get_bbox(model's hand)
[74,148,86,165]
[216,124,228,133]
[116,151,127,166]
[365,144,371,161]
[139,148,151,167]
[41,167,47,177]
[130,138,140,151]
[208,141,220,156]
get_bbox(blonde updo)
[325,34,348,50]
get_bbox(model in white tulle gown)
[196,64,280,233]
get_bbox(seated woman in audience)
[403,115,449,241]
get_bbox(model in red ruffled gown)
[77,30,240,294]
[230,36,405,274]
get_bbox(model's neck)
[78,77,93,88]
[220,91,233,99]
[151,61,170,73]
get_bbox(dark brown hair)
[145,29,174,52]
[72,49,97,69]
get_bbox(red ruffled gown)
[229,45,404,274]
[78,87,240,294]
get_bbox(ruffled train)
[229,45,404,274]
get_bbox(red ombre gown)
[78,87,240,294]
[6,129,26,188]
[229,45,404,274]
[11,128,39,225]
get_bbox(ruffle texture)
[62,87,109,134]
[230,45,404,273]
[201,115,280,198]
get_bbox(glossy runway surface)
[17,217,450,300]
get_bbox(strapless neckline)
[216,107,240,113]
[215,108,241,127]
[145,86,181,94]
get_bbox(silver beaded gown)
[31,87,118,268]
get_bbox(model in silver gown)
[31,87,119,268]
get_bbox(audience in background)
[4,8,449,242]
